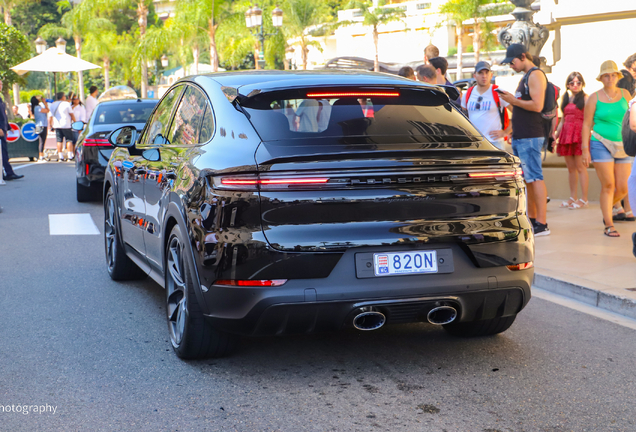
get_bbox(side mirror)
[109,126,138,148]
[71,121,85,131]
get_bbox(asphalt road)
[1,162,635,432]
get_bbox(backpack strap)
[465,85,474,108]
[522,67,540,94]
[491,85,508,131]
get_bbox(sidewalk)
[533,200,636,319]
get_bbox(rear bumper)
[200,244,533,336]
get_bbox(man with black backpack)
[498,43,551,236]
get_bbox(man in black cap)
[461,61,511,151]
[496,43,549,236]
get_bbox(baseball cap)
[501,43,526,64]
[474,61,491,73]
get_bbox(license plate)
[373,250,438,277]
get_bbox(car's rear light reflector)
[306,92,400,98]
[214,279,288,287]
[84,138,111,146]
[468,171,516,179]
[506,262,533,271]
[85,163,89,176]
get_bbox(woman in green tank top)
[582,60,633,237]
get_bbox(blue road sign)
[21,122,39,142]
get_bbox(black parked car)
[104,71,534,359]
[74,98,158,202]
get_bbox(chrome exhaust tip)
[353,311,386,331]
[427,306,458,325]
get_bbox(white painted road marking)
[533,287,636,330]
[49,213,100,235]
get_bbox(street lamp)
[244,5,283,69]
[55,37,67,53]
[35,36,47,54]
[161,54,169,68]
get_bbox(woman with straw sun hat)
[582,60,633,237]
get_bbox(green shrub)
[447,47,457,56]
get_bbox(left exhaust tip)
[353,311,386,331]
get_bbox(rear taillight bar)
[214,279,287,287]
[84,138,111,146]
[214,175,333,190]
[468,168,523,180]
[306,91,399,98]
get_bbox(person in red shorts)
[555,72,589,209]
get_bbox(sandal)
[569,199,588,209]
[624,211,636,222]
[604,226,620,237]
[561,197,575,208]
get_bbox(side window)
[199,105,214,143]
[142,85,183,146]
[167,86,210,146]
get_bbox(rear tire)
[104,188,146,281]
[166,224,237,359]
[77,179,93,202]
[443,314,517,337]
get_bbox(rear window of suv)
[240,88,481,142]
[93,102,157,125]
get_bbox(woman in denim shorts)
[582,60,633,237]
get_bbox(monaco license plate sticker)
[374,251,438,276]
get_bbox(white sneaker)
[58,153,65,162]
[67,152,74,161]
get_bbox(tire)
[104,188,146,281]
[443,314,517,337]
[166,224,237,359]
[76,179,93,202]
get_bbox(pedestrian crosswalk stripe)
[49,213,100,235]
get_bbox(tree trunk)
[193,45,199,75]
[12,83,19,107]
[104,58,110,90]
[301,38,308,70]
[254,43,260,70]
[456,24,463,81]
[473,22,480,63]
[74,35,85,102]
[4,7,11,26]
[208,23,219,72]
[3,89,12,120]
[373,26,379,73]
[208,1,219,73]
[138,1,149,98]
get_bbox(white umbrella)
[10,47,100,75]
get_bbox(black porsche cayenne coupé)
[104,71,534,359]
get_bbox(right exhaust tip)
[427,306,458,325]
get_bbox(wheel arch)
[163,199,209,312]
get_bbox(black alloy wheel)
[166,224,236,359]
[104,188,146,280]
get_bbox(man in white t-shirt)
[48,92,76,162]
[461,61,511,150]
[85,85,99,120]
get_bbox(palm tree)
[283,0,329,70]
[340,0,406,72]
[83,31,132,90]
[440,0,513,78]
[0,0,33,26]
[40,0,112,100]
[171,0,211,75]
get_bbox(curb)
[533,273,636,320]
